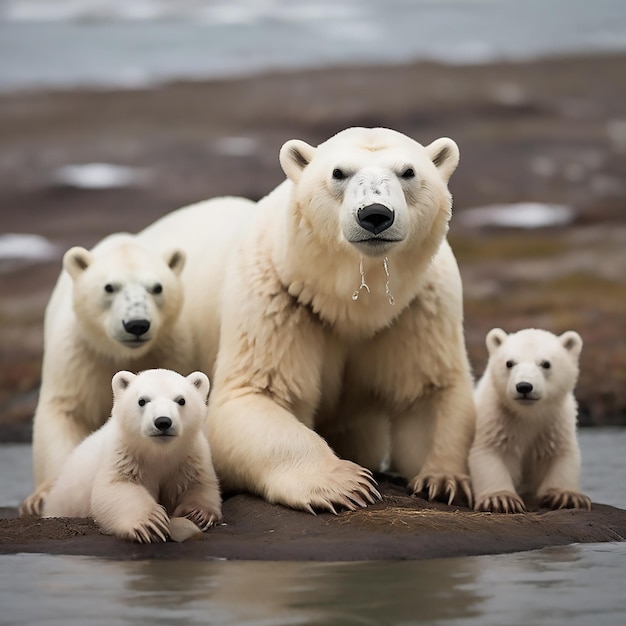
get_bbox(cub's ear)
[279,139,316,183]
[112,370,137,399]
[560,331,583,360]
[164,249,186,276]
[187,371,211,404]
[63,246,92,281]
[426,137,460,183]
[486,328,508,355]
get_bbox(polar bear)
[138,127,476,513]
[44,368,221,542]
[20,234,190,517]
[469,328,591,513]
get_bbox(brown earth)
[1,477,624,560]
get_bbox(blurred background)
[1,0,626,439]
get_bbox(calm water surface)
[1,428,625,626]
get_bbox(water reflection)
[2,544,626,625]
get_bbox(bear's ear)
[164,249,186,276]
[63,246,92,281]
[187,371,210,404]
[279,139,317,183]
[426,137,460,183]
[559,331,583,360]
[486,328,508,355]
[112,370,136,398]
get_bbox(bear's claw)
[475,491,526,514]
[130,506,170,543]
[410,473,473,508]
[540,489,592,511]
[184,509,219,531]
[295,459,382,514]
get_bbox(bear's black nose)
[516,382,533,395]
[154,416,172,432]
[357,203,395,235]
[123,318,151,337]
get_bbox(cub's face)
[111,369,210,441]
[279,127,459,258]
[485,328,583,411]
[63,240,185,360]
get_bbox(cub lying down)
[44,368,221,543]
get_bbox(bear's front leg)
[91,477,170,543]
[171,453,223,531]
[392,381,475,507]
[537,450,591,511]
[209,392,380,514]
[468,444,526,513]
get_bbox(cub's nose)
[154,416,172,432]
[516,382,533,395]
[123,318,151,337]
[357,203,395,235]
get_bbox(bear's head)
[485,328,583,414]
[111,368,210,444]
[279,127,459,262]
[63,237,185,361]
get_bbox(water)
[0,429,625,625]
[1,544,625,625]
[1,0,626,92]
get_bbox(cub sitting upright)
[44,369,221,543]
[469,328,591,513]
[21,234,190,516]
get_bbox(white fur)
[44,369,221,543]
[138,128,476,512]
[21,234,190,516]
[469,327,591,513]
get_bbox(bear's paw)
[19,481,53,517]
[409,471,473,508]
[540,489,592,511]
[475,490,526,514]
[127,504,170,543]
[272,459,382,514]
[173,504,221,531]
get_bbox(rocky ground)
[2,477,625,560]
[1,53,625,558]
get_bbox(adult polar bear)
[140,127,476,512]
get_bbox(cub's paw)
[475,490,526,514]
[19,487,48,518]
[276,459,382,515]
[409,471,473,508]
[173,505,221,531]
[127,505,170,544]
[540,489,592,511]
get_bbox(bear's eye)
[401,167,415,179]
[138,398,147,407]
[104,284,115,294]
[152,283,163,295]
[332,168,346,180]
[176,397,185,406]
[541,360,551,370]
[506,360,515,369]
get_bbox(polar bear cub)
[44,369,221,543]
[469,328,591,513]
